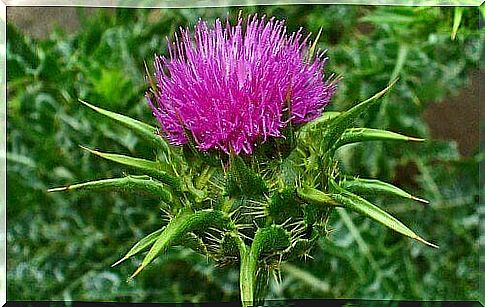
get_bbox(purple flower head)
[147,14,336,155]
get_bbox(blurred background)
[6,5,483,302]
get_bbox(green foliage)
[7,5,480,304]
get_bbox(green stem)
[239,243,255,307]
[238,226,289,306]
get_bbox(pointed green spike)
[48,176,173,203]
[451,7,464,40]
[112,227,165,267]
[341,178,429,204]
[328,178,437,248]
[335,128,424,148]
[144,60,157,92]
[129,209,229,280]
[315,80,398,153]
[79,99,169,152]
[308,27,323,61]
[80,146,181,189]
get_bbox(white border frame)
[1,1,483,306]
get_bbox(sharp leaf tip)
[111,257,127,267]
[416,236,439,249]
[411,196,430,204]
[47,187,68,192]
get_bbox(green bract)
[50,80,437,306]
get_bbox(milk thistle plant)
[50,14,437,305]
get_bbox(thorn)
[206,237,221,245]
[47,186,68,192]
[238,232,253,242]
[246,199,266,206]
[291,233,307,241]
[235,224,253,230]
[280,217,292,227]
[272,270,279,285]
[289,222,305,232]
[208,227,225,235]
[240,204,264,210]
[411,196,430,204]
[79,145,98,155]
[78,98,92,108]
[302,253,314,261]
[415,236,439,249]
[287,220,304,228]
[408,136,425,142]
[111,257,128,267]
[128,265,144,281]
[206,233,222,243]
[241,211,266,216]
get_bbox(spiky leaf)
[327,178,437,248]
[314,80,397,153]
[80,100,169,151]
[112,227,165,267]
[48,175,172,202]
[130,209,230,279]
[341,177,428,203]
[335,128,424,149]
[81,146,180,189]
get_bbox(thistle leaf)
[112,228,164,267]
[341,178,428,204]
[129,209,229,279]
[328,178,437,248]
[48,175,173,202]
[79,100,169,151]
[80,146,180,189]
[317,80,398,153]
[335,128,424,148]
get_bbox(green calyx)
[50,82,437,306]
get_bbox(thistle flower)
[146,14,336,155]
[51,14,436,307]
